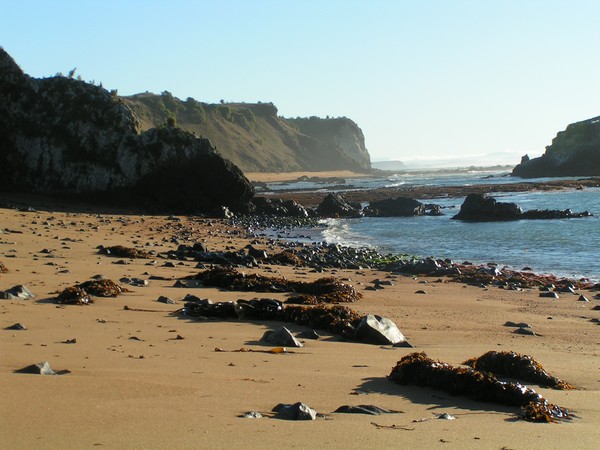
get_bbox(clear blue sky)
[2,0,600,165]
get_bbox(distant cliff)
[122,93,371,172]
[512,116,600,178]
[0,48,253,212]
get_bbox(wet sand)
[1,194,599,449]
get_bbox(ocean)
[265,171,600,281]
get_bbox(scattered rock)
[240,411,263,419]
[540,292,559,299]
[260,326,303,348]
[334,405,401,415]
[157,296,176,304]
[513,327,540,336]
[0,285,35,300]
[5,322,26,330]
[504,321,531,328]
[56,286,92,305]
[15,361,70,375]
[578,295,589,302]
[297,329,320,340]
[355,314,407,345]
[272,402,317,420]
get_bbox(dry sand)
[1,197,599,449]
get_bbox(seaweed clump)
[56,287,92,305]
[55,279,126,305]
[98,245,151,259]
[184,267,361,303]
[179,297,362,339]
[463,351,575,390]
[388,352,571,422]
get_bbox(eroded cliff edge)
[512,116,600,178]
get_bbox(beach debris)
[334,405,402,415]
[56,286,92,305]
[0,285,35,300]
[184,266,361,303]
[260,326,303,348]
[355,314,409,346]
[240,411,263,419]
[61,338,77,344]
[389,352,571,422]
[272,402,317,420]
[157,296,176,304]
[15,361,70,375]
[97,245,151,259]
[5,322,27,330]
[463,351,574,390]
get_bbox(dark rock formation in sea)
[364,196,443,217]
[123,94,372,173]
[512,116,600,178]
[0,48,253,212]
[316,193,363,218]
[452,194,591,221]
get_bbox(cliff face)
[0,48,253,212]
[123,94,371,173]
[512,116,600,178]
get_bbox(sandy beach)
[1,194,599,449]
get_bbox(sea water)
[320,188,600,281]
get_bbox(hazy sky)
[2,0,600,165]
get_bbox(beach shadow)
[355,376,516,415]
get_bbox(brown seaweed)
[184,266,361,303]
[56,286,93,305]
[463,351,575,390]
[78,279,126,297]
[389,352,571,422]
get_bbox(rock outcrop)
[0,48,253,212]
[452,194,591,221]
[512,116,600,178]
[316,193,362,218]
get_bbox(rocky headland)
[512,115,600,178]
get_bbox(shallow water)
[321,188,600,280]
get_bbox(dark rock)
[334,405,400,415]
[5,322,26,330]
[272,402,317,420]
[452,194,522,221]
[157,296,176,304]
[355,314,407,345]
[540,292,560,299]
[578,295,589,302]
[316,193,362,218]
[250,197,309,218]
[513,327,540,336]
[0,285,35,300]
[364,196,443,217]
[453,193,592,221]
[15,361,70,375]
[260,326,303,348]
[235,298,283,319]
[504,321,531,328]
[297,329,320,340]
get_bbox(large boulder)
[355,314,408,345]
[250,197,309,217]
[0,48,253,212]
[364,196,442,217]
[452,194,522,221]
[316,193,362,218]
[452,193,592,221]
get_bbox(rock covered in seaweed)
[316,193,362,218]
[364,196,442,217]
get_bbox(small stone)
[260,327,303,348]
[5,322,27,330]
[15,361,70,375]
[415,290,427,294]
[578,295,589,302]
[272,402,317,420]
[157,296,176,304]
[241,411,263,419]
[540,292,559,299]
